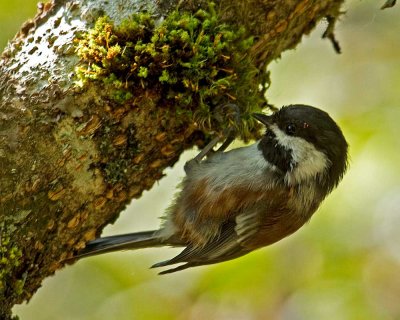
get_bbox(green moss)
[75,3,269,140]
[0,222,24,296]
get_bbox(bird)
[73,104,349,274]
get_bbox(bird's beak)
[252,113,273,126]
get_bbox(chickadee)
[75,104,348,274]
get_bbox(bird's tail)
[75,230,164,259]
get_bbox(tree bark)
[0,0,344,317]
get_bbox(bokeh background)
[2,1,399,319]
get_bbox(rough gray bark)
[0,0,344,317]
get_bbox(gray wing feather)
[235,208,261,244]
[153,207,263,274]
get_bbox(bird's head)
[254,104,348,190]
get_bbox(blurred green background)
[2,1,399,319]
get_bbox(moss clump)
[75,3,269,140]
[0,223,24,296]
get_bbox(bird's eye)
[286,124,296,135]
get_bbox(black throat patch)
[258,129,294,173]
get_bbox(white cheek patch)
[270,124,330,185]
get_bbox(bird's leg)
[216,129,235,153]
[184,129,233,174]
[184,103,241,174]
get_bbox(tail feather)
[76,230,163,259]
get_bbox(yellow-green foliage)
[75,4,268,140]
[0,223,23,295]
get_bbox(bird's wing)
[153,207,264,274]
